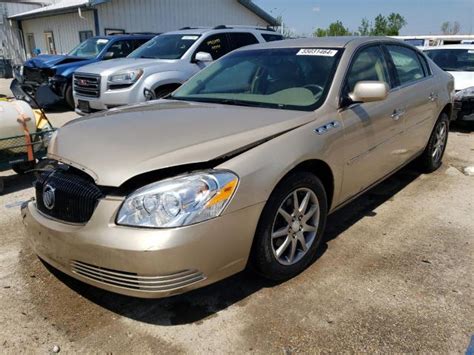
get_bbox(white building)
[6,0,277,62]
[0,1,43,76]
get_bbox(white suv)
[73,26,282,114]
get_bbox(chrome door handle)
[429,92,438,101]
[391,109,406,120]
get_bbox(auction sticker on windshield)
[297,48,338,56]
[182,36,199,40]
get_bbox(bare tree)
[441,21,461,35]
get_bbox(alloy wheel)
[432,120,447,163]
[271,188,320,265]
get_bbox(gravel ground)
[0,79,473,353]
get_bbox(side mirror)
[103,51,115,60]
[349,81,389,103]
[194,51,213,63]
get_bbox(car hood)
[24,54,90,69]
[449,71,474,91]
[76,58,180,76]
[48,100,314,187]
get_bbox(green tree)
[314,20,350,37]
[327,20,351,36]
[371,14,388,35]
[387,13,407,35]
[358,18,371,36]
[314,28,328,37]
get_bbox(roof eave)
[237,0,279,26]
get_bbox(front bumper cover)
[21,198,264,298]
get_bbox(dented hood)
[48,100,314,187]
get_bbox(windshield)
[68,38,109,58]
[172,48,341,111]
[425,48,474,71]
[128,34,200,59]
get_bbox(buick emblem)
[43,184,56,210]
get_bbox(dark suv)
[11,34,155,108]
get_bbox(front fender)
[143,71,192,91]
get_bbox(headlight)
[454,86,474,100]
[108,69,143,85]
[116,170,239,228]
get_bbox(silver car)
[23,37,453,298]
[73,26,282,114]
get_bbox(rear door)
[384,44,438,156]
[338,44,405,201]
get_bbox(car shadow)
[43,165,422,326]
[450,120,474,133]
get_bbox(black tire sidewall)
[251,172,328,280]
[65,85,75,109]
[422,113,449,172]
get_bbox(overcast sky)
[254,0,474,36]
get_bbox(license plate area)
[77,100,91,113]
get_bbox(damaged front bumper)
[11,66,65,107]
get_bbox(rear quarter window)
[262,33,284,42]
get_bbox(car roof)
[422,44,474,50]
[233,36,404,51]
[163,27,281,36]
[93,34,156,40]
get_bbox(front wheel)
[250,172,328,281]
[65,85,75,109]
[417,113,449,173]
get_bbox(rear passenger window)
[262,34,284,42]
[386,45,425,85]
[345,46,391,93]
[227,33,259,50]
[195,34,230,60]
[107,40,134,58]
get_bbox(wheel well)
[289,160,334,210]
[154,83,181,96]
[441,103,452,120]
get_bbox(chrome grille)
[73,73,101,98]
[71,260,205,291]
[35,168,104,224]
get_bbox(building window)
[79,31,93,43]
[26,33,36,57]
[104,28,125,35]
[43,31,56,54]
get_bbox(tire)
[65,85,75,109]
[251,172,328,281]
[12,161,36,175]
[417,113,449,173]
[0,178,4,195]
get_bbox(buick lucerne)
[22,37,454,298]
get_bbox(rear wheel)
[251,172,328,281]
[417,113,449,173]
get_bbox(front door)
[44,31,56,54]
[338,45,404,202]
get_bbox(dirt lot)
[0,79,473,353]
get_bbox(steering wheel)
[303,84,324,98]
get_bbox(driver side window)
[345,46,391,94]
